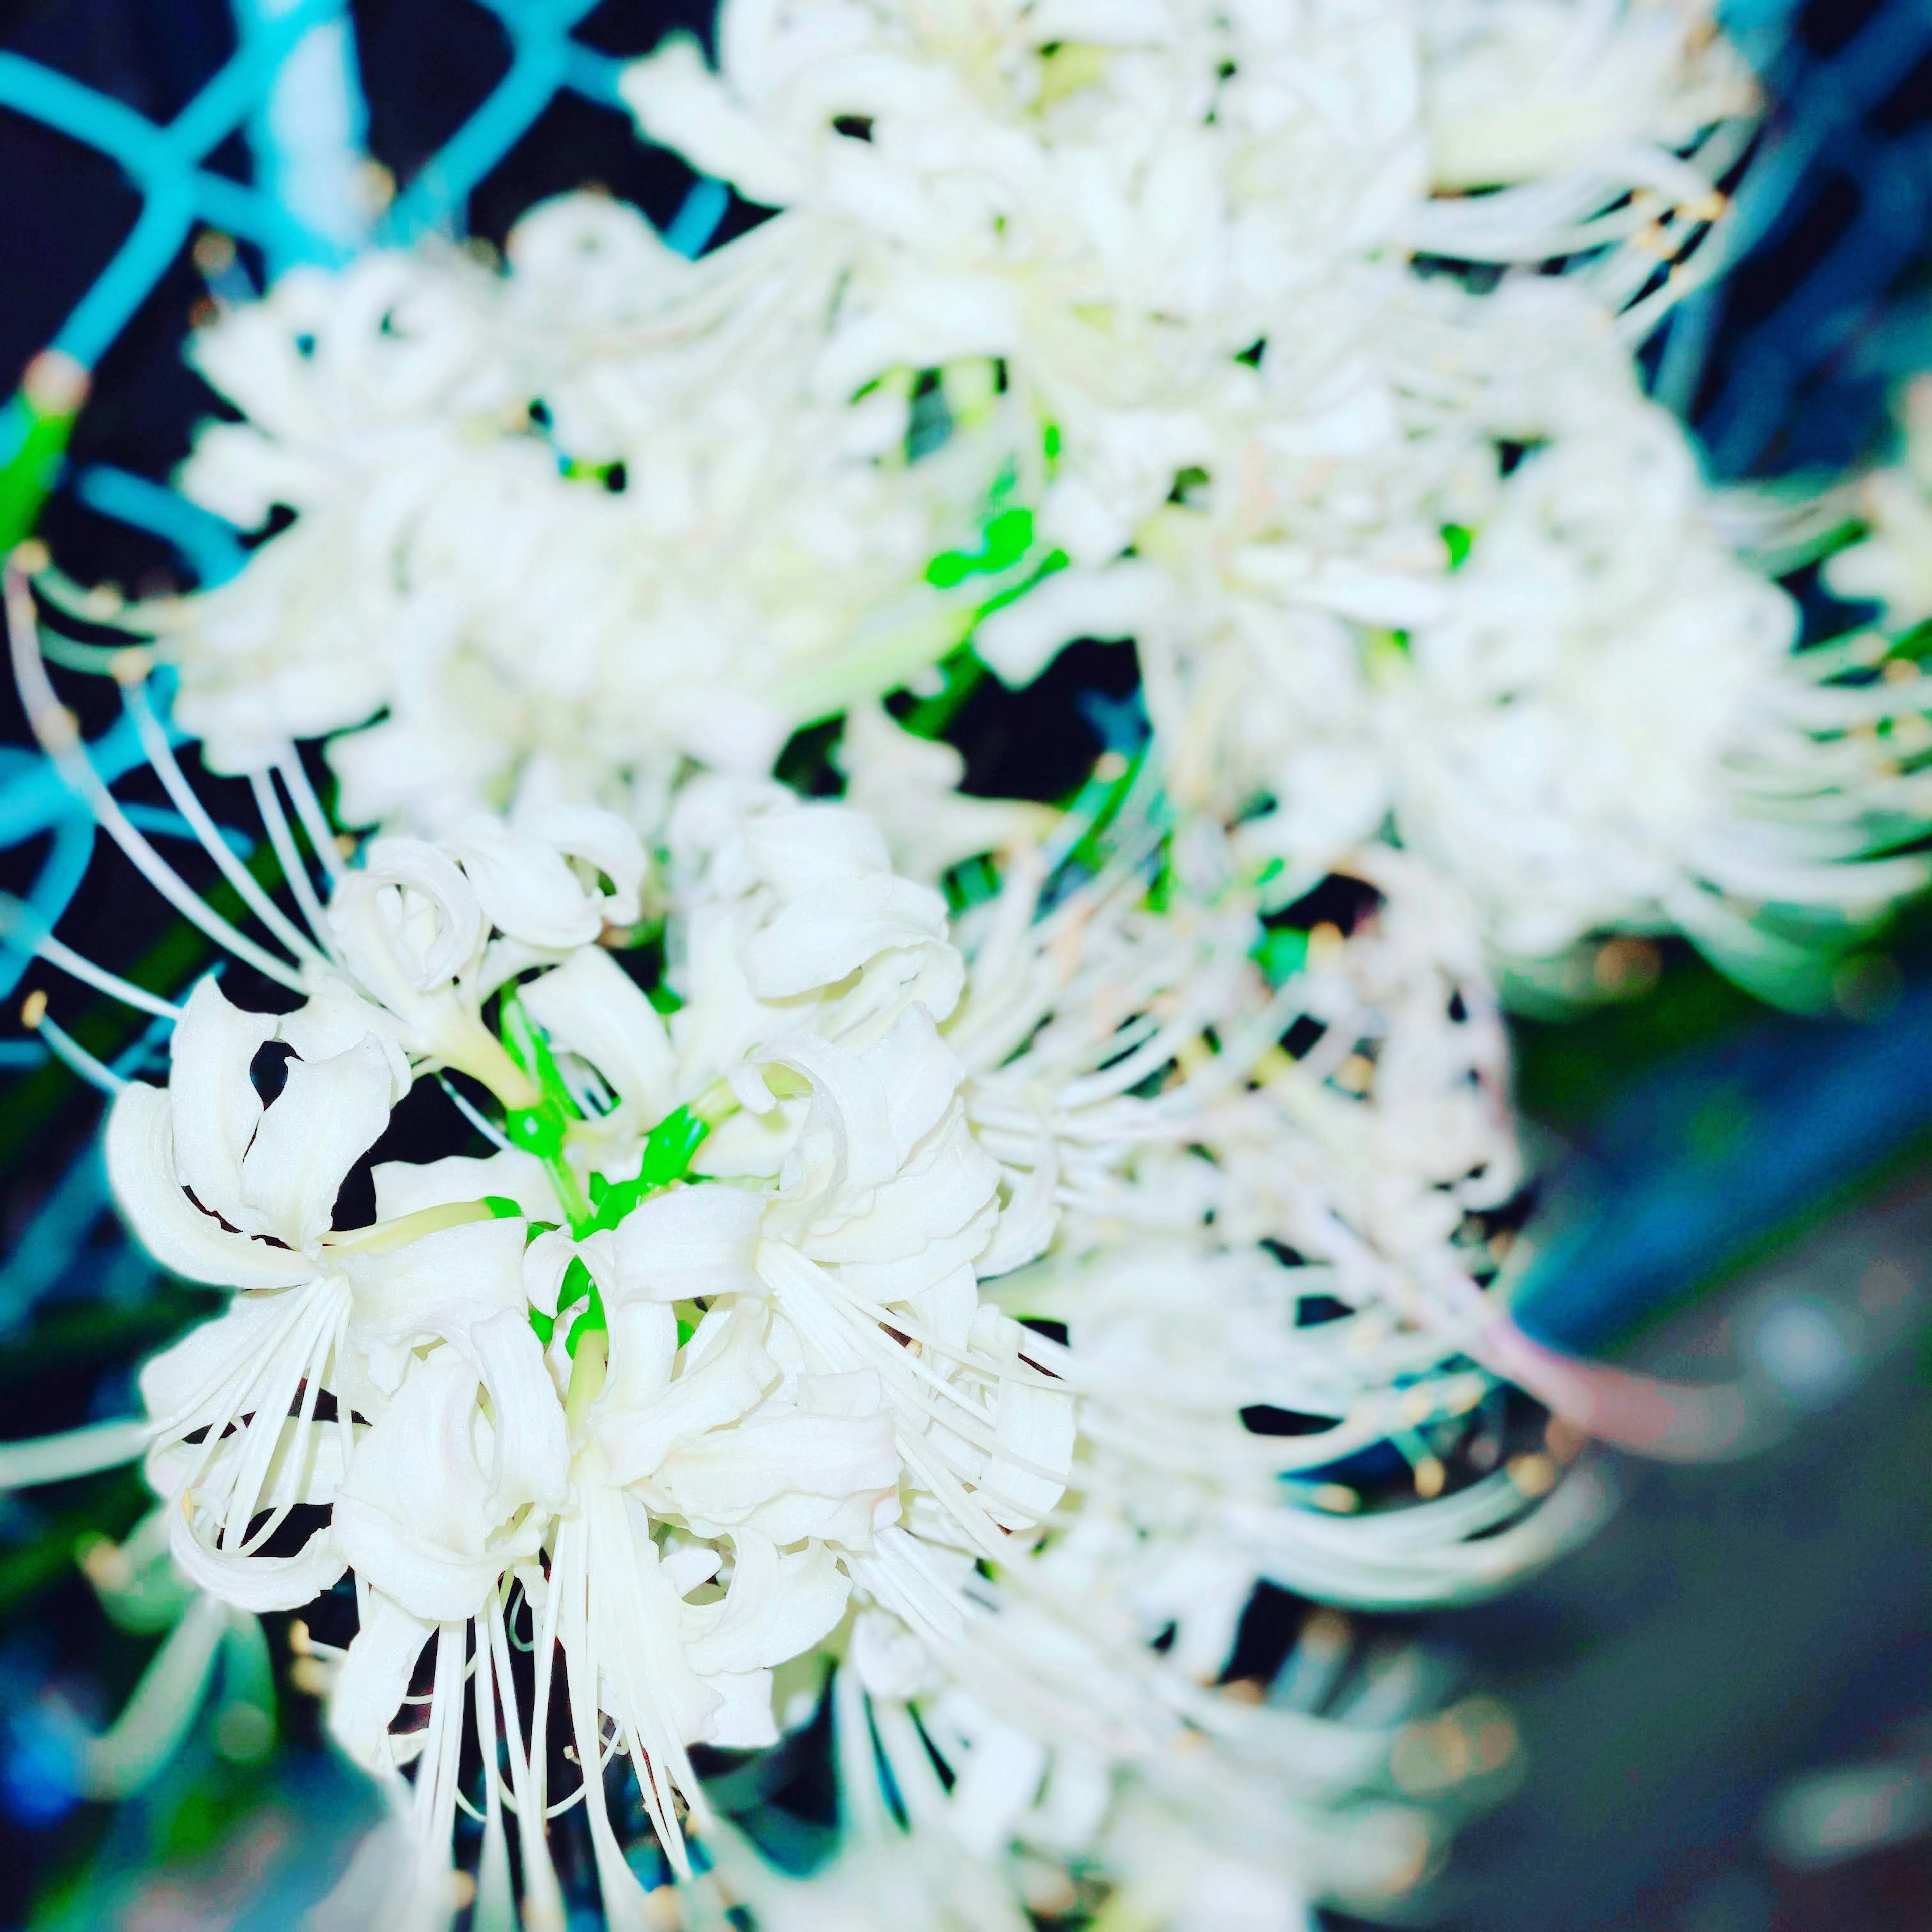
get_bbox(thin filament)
[0,900,182,1020]
[5,565,304,993]
[275,747,345,881]
[248,768,337,959]
[27,1001,126,1093]
[121,679,325,968]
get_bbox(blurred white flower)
[1825,373,1932,630]
[147,199,1019,833]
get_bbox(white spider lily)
[145,199,1012,833]
[6,735,1735,1929]
[1824,373,1932,630]
[667,785,966,1091]
[124,2,1761,843]
[620,0,1753,568]
[1413,0,1756,327]
[967,287,1932,996]
[1376,411,1932,993]
[57,785,1074,1925]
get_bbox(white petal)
[332,837,485,992]
[976,1143,1060,1279]
[746,873,953,1003]
[238,1037,395,1250]
[168,1504,346,1612]
[515,803,647,926]
[602,1301,679,1414]
[685,1533,850,1677]
[446,817,602,949]
[166,976,276,1229]
[611,1185,764,1305]
[694,1670,778,1751]
[469,1307,569,1521]
[326,1590,434,1773]
[520,1225,579,1321]
[744,805,892,888]
[106,1084,314,1290]
[597,1304,776,1483]
[652,1408,899,1545]
[521,948,674,1122]
[372,1148,559,1223]
[333,1349,548,1622]
[346,1218,529,1341]
[279,984,412,1102]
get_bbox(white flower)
[1413,0,1756,325]
[148,197,1016,833]
[965,272,1932,995]
[1824,373,1932,630]
[1376,411,1932,991]
[77,786,1082,1925]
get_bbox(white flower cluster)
[146,0,1932,998]
[4,2,1924,1928]
[33,780,1593,1931]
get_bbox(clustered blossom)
[3,680,1608,1927]
[145,204,1021,830]
[1,2,1922,1928]
[142,0,1930,1002]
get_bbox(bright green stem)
[581,1103,714,1234]
[0,354,86,555]
[498,990,593,1235]
[902,649,989,740]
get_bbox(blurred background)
[0,1,1927,1926]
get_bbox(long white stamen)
[236,1313,332,1554]
[22,994,126,1094]
[229,1294,342,1555]
[832,1667,893,1840]
[275,746,345,881]
[438,1074,513,1152]
[412,1629,468,1890]
[528,1536,565,1826]
[487,1591,565,1928]
[0,1414,150,1489]
[6,566,305,993]
[471,1618,517,1932]
[248,768,337,959]
[0,899,182,1020]
[121,679,325,969]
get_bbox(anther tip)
[20,990,47,1030]
[9,539,51,578]
[109,646,153,687]
[21,350,88,418]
